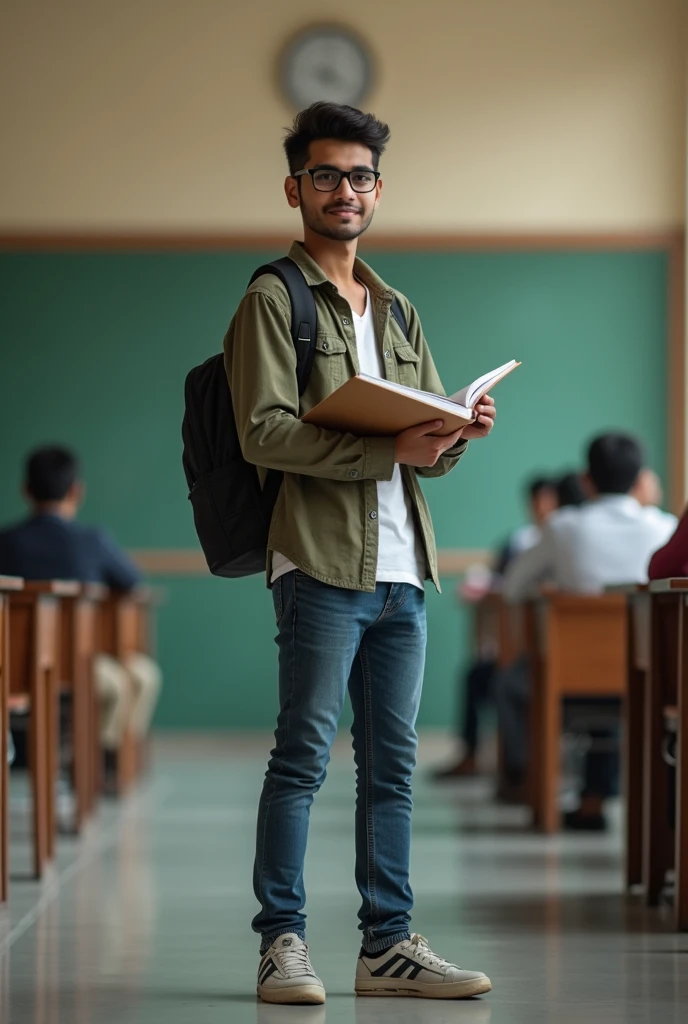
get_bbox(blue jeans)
[253,571,426,953]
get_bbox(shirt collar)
[592,494,642,512]
[287,241,395,303]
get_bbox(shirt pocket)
[307,335,349,403]
[393,342,420,387]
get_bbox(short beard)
[304,205,376,242]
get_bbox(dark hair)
[587,433,643,495]
[527,476,555,500]
[556,471,587,508]
[283,102,391,174]
[25,445,79,502]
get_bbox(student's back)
[545,495,676,592]
[0,513,140,590]
[503,434,677,601]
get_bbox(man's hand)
[461,394,496,441]
[395,421,464,467]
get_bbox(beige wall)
[1,0,686,233]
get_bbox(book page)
[449,360,519,409]
[357,374,472,417]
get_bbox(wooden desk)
[9,581,79,879]
[473,592,524,669]
[528,592,627,833]
[0,576,24,902]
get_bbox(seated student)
[500,433,676,828]
[555,470,588,510]
[648,505,688,579]
[434,476,559,780]
[0,446,161,781]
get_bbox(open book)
[302,360,520,437]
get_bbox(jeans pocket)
[272,576,284,624]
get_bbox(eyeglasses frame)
[292,166,381,193]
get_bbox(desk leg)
[644,598,673,905]
[45,661,58,861]
[72,646,90,832]
[676,599,688,930]
[625,658,646,890]
[531,658,561,833]
[30,659,48,879]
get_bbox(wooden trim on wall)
[0,229,682,252]
[129,548,491,577]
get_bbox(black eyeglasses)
[293,166,380,193]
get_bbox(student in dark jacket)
[648,507,688,579]
[0,446,161,759]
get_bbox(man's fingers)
[406,419,444,437]
[476,403,496,418]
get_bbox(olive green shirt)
[223,241,467,592]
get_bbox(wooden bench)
[8,581,80,879]
[527,592,627,833]
[1,576,24,902]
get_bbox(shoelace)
[403,934,455,970]
[275,944,314,979]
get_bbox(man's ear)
[373,177,383,209]
[582,472,596,499]
[71,480,86,507]
[285,176,301,210]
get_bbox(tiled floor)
[1,733,687,1023]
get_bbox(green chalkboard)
[0,249,668,728]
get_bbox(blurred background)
[1,0,685,734]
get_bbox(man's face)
[530,486,558,527]
[285,139,382,242]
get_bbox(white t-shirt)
[272,286,426,588]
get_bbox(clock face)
[280,25,374,109]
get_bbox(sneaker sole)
[257,984,326,1005]
[355,975,492,999]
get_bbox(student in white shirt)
[500,433,676,829]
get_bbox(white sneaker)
[257,934,326,1005]
[355,933,492,999]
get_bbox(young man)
[500,433,676,828]
[0,446,161,769]
[224,103,496,1005]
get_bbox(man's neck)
[32,502,73,520]
[302,231,358,291]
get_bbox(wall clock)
[279,25,374,109]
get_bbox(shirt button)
[348,469,359,478]
[322,341,329,351]
[384,349,391,358]
[369,510,378,520]
[342,317,351,326]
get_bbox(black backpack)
[182,257,408,578]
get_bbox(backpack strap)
[389,294,409,341]
[248,257,317,396]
